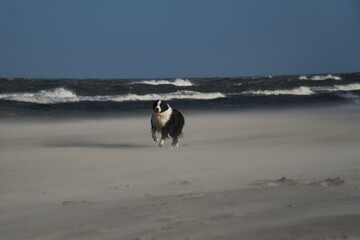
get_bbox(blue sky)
[0,0,359,78]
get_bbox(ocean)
[1,72,360,118]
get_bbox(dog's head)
[153,100,170,116]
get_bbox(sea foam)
[313,83,360,92]
[0,88,224,104]
[132,78,193,86]
[298,76,308,80]
[333,83,360,91]
[244,86,314,96]
[309,75,341,81]
[109,91,225,102]
[0,88,78,104]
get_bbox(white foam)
[160,90,225,100]
[133,78,193,86]
[244,86,314,96]
[0,88,78,104]
[313,83,360,92]
[310,74,341,81]
[108,91,225,102]
[241,83,360,97]
[333,83,360,91]
[298,76,308,80]
[0,89,224,104]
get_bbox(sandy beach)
[1,105,360,240]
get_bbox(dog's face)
[153,100,169,116]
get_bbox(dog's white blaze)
[156,100,162,112]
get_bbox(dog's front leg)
[151,126,159,143]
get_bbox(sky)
[0,0,360,79]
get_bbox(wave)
[298,76,308,80]
[243,86,314,96]
[0,88,78,104]
[81,91,225,102]
[242,83,360,96]
[299,74,342,81]
[333,83,360,91]
[313,83,360,92]
[131,78,193,86]
[1,83,359,104]
[0,88,224,104]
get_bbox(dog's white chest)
[152,109,172,131]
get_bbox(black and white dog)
[151,100,185,148]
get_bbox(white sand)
[1,105,360,239]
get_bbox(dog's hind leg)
[171,137,179,148]
[159,128,170,147]
[151,126,159,143]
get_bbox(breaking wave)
[1,83,359,104]
[0,88,78,104]
[84,90,225,102]
[242,83,360,96]
[0,88,224,104]
[333,83,360,91]
[244,86,314,96]
[313,83,360,92]
[132,78,193,86]
[299,74,342,81]
[298,76,308,80]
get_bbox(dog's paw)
[171,143,179,149]
[158,139,164,147]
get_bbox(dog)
[151,100,185,148]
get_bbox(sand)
[1,105,360,239]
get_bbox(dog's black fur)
[151,100,185,147]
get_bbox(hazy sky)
[0,0,360,78]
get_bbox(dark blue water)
[1,72,360,118]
